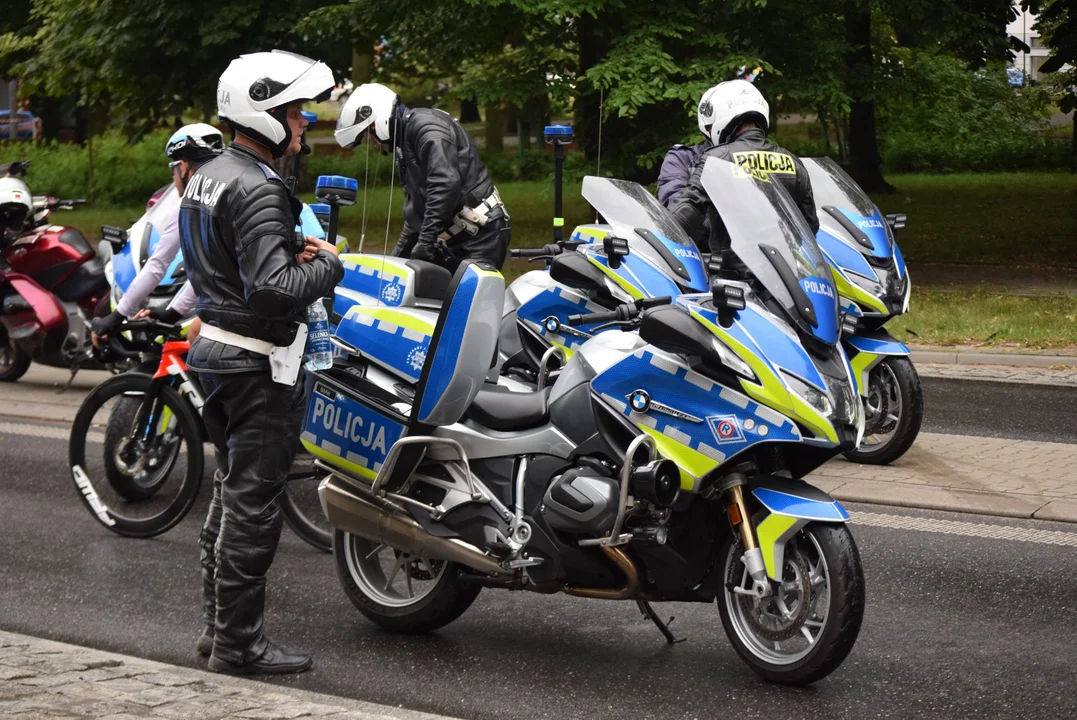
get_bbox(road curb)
[811,477,1077,524]
[909,347,1077,369]
[0,629,462,720]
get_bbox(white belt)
[198,323,273,355]
[198,322,310,386]
[438,188,506,241]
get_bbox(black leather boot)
[196,627,214,657]
[207,641,312,675]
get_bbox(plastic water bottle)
[305,300,332,371]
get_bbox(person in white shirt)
[91,123,223,342]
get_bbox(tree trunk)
[484,104,504,153]
[843,0,893,192]
[31,95,62,142]
[820,113,832,155]
[575,12,607,161]
[351,40,374,85]
[1071,111,1076,175]
[459,99,481,123]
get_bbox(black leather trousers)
[196,370,307,664]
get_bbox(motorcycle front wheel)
[280,451,332,553]
[0,328,31,382]
[844,355,923,465]
[69,373,203,537]
[717,523,865,685]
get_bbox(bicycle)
[67,319,331,550]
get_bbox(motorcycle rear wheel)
[0,329,31,382]
[717,523,865,685]
[844,355,923,465]
[334,530,481,633]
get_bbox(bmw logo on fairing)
[543,316,561,333]
[629,390,651,413]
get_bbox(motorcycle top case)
[300,370,407,482]
[334,254,443,317]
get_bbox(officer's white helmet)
[696,84,722,137]
[335,83,399,148]
[0,176,33,233]
[702,80,770,146]
[165,123,224,165]
[216,50,335,158]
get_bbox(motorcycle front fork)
[724,480,772,598]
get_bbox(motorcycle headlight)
[782,371,832,416]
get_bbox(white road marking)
[849,511,1077,547]
[0,421,104,445]
[3,419,1077,547]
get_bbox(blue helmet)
[165,123,224,165]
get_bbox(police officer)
[179,50,343,675]
[671,80,819,263]
[656,85,717,207]
[334,83,510,272]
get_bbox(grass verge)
[890,289,1077,350]
[56,174,1076,349]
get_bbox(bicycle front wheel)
[68,373,204,537]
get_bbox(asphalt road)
[2,387,1077,719]
[920,377,1077,444]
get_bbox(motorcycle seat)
[405,260,452,302]
[465,384,550,431]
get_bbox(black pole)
[553,143,564,244]
[328,204,340,249]
[544,124,573,245]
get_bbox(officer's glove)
[91,311,124,340]
[148,306,183,324]
[410,242,440,264]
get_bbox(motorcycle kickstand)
[636,600,685,645]
[59,362,82,394]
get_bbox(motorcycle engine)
[541,466,619,534]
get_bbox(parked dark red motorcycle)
[0,160,109,382]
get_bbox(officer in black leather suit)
[334,83,510,272]
[178,50,343,675]
[672,80,819,264]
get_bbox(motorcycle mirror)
[100,225,128,251]
[711,279,746,328]
[602,235,630,269]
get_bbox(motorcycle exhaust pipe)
[318,476,512,578]
[562,546,641,600]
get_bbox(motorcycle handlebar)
[566,296,672,327]
[509,243,562,260]
[99,320,183,361]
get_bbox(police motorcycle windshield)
[803,156,892,260]
[698,157,840,346]
[581,175,709,293]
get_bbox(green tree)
[0,0,345,135]
[1025,0,1077,173]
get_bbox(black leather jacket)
[671,129,820,256]
[391,106,496,257]
[178,143,344,373]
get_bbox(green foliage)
[878,51,1063,172]
[0,132,172,205]
[0,0,341,133]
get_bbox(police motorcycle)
[499,175,711,387]
[803,157,922,465]
[307,157,865,685]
